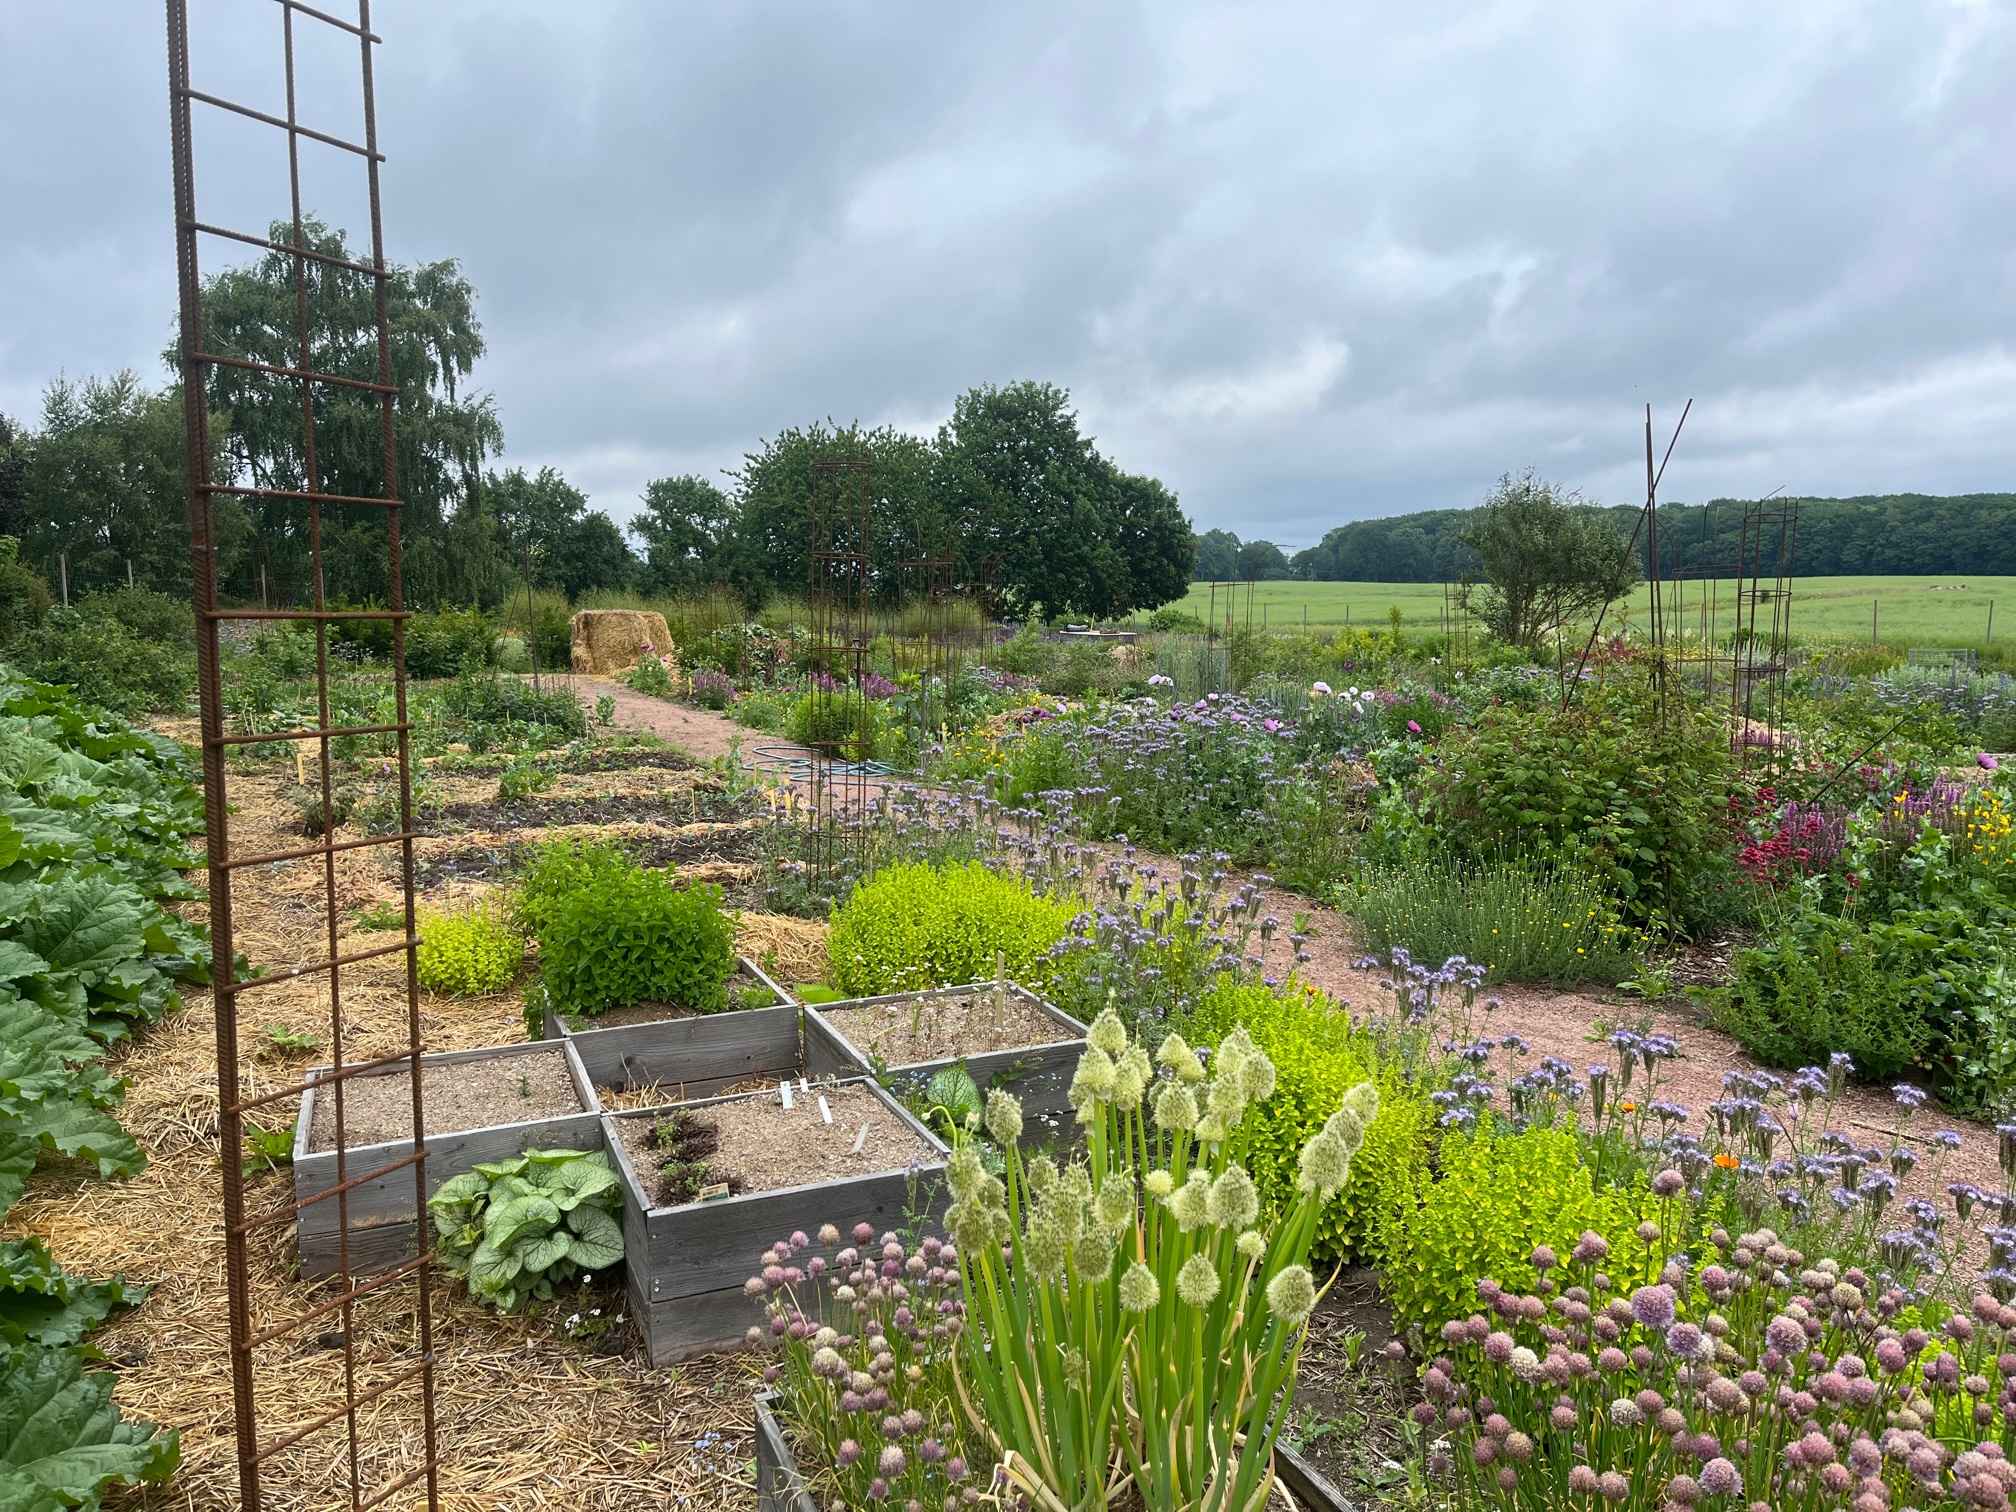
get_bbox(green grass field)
[1161,575,2016,646]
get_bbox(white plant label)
[817,1095,833,1125]
[778,1080,794,1109]
[851,1121,871,1154]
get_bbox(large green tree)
[188,216,503,608]
[486,465,635,599]
[933,381,1191,617]
[728,421,940,601]
[0,413,29,543]
[20,373,239,599]
[1101,465,1196,615]
[1194,528,1241,580]
[1459,470,1638,648]
[633,474,734,594]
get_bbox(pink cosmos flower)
[1407,719,1423,734]
[1263,718,1282,733]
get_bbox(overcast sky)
[4,2,2013,549]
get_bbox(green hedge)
[826,860,1078,997]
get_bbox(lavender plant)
[942,1010,1378,1510]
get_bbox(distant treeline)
[1203,494,2016,583]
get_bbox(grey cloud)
[4,0,2012,547]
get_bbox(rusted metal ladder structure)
[165,1,442,1505]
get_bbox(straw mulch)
[2,761,790,1511]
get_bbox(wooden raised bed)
[751,1391,1356,1511]
[541,957,798,1098]
[802,982,1087,1131]
[606,1080,948,1366]
[291,1040,601,1279]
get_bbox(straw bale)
[569,611,673,677]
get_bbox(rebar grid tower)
[166,2,441,1507]
[1731,496,1800,773]
[804,456,875,882]
[893,552,962,738]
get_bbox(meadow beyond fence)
[1167,574,2016,645]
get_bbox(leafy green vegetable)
[427,1148,625,1312]
[0,1339,178,1510]
[0,1239,141,1350]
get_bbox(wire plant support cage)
[165,1,443,1506]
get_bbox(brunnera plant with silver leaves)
[942,1008,1378,1512]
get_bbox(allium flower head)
[1629,1284,1677,1330]
[1088,1009,1128,1057]
[1237,1228,1266,1260]
[1154,1083,1200,1132]
[983,1088,1023,1146]
[1118,1262,1160,1312]
[1176,1254,1222,1307]
[1266,1264,1317,1326]
[1296,1129,1352,1199]
[1208,1165,1261,1230]
[1143,1169,1174,1198]
[1168,1170,1213,1231]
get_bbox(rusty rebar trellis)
[802,455,876,884]
[166,2,441,1508]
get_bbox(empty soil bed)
[568,973,782,1029]
[820,990,1067,1064]
[307,1046,585,1151]
[613,1084,934,1207]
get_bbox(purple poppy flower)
[1983,752,2001,771]
[1407,719,1422,734]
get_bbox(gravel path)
[586,687,2008,1258]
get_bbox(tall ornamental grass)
[1340,853,1642,984]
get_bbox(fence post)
[1872,599,1878,645]
[58,551,69,609]
[1989,601,1996,644]
[126,558,135,589]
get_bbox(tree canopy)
[1459,471,1639,648]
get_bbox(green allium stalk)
[945,1008,1376,1511]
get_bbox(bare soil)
[614,1084,936,1207]
[569,969,784,1029]
[819,990,1072,1065]
[307,1047,584,1151]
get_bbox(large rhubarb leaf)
[0,1240,141,1349]
[0,1341,178,1509]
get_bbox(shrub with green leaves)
[537,864,736,1020]
[426,1148,624,1312]
[788,689,864,750]
[1420,680,1740,932]
[826,860,1077,996]
[1378,1120,1659,1333]
[415,902,525,996]
[1340,851,1642,984]
[510,838,636,939]
[1181,979,1429,1264]
[5,602,194,716]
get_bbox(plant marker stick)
[778,1079,793,1109]
[817,1094,832,1124]
[850,1121,870,1155]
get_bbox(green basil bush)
[536,863,736,1020]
